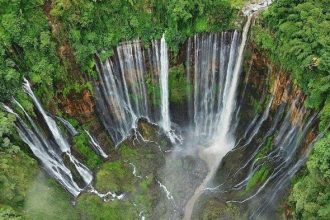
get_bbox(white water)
[94,35,181,145]
[250,123,328,218]
[23,79,93,185]
[4,82,139,198]
[159,34,171,137]
[156,180,177,208]
[207,15,252,156]
[3,103,82,196]
[187,31,241,143]
[129,162,142,178]
[23,79,70,153]
[183,9,259,220]
[4,1,304,218]
[88,186,125,201]
[56,116,78,136]
[85,129,108,158]
[227,111,316,205]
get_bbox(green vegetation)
[145,73,161,107]
[96,161,135,193]
[0,0,95,106]
[0,0,63,104]
[50,0,237,76]
[118,142,164,176]
[0,148,38,208]
[1,0,329,219]
[0,205,22,220]
[76,194,138,219]
[201,200,242,220]
[253,0,330,110]
[0,109,83,220]
[169,64,192,104]
[24,173,78,220]
[92,141,163,219]
[0,116,163,219]
[246,165,270,191]
[250,95,263,114]
[254,136,274,161]
[253,0,330,217]
[289,133,330,219]
[72,132,102,170]
[0,111,38,210]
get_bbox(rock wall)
[195,41,317,219]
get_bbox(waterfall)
[183,12,256,220]
[56,116,79,136]
[158,34,180,143]
[226,103,316,212]
[1,80,101,197]
[94,42,143,145]
[94,35,180,145]
[1,1,302,218]
[159,34,171,135]
[187,32,241,142]
[217,16,252,142]
[23,79,70,153]
[249,123,327,219]
[23,79,93,185]
[84,129,108,159]
[3,103,85,197]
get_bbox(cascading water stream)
[2,103,83,196]
[56,116,79,136]
[1,80,125,198]
[23,79,93,185]
[94,35,181,146]
[183,2,271,217]
[3,2,313,219]
[3,83,131,201]
[160,34,171,134]
[159,34,179,143]
[159,34,182,144]
[84,129,108,159]
[249,123,329,219]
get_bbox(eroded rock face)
[49,37,315,219]
[196,42,317,219]
[270,69,306,125]
[60,90,95,121]
[271,70,291,107]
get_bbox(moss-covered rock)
[72,132,102,170]
[95,161,135,193]
[246,165,270,192]
[199,200,242,220]
[76,194,138,220]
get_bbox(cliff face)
[270,69,306,125]
[241,43,308,126]
[60,90,95,121]
[47,34,316,219]
[196,42,317,219]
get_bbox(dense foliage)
[0,1,238,218]
[253,0,330,218]
[0,0,329,219]
[0,0,64,104]
[0,0,239,105]
[0,111,38,218]
[289,133,330,219]
[253,0,330,109]
[50,0,237,75]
